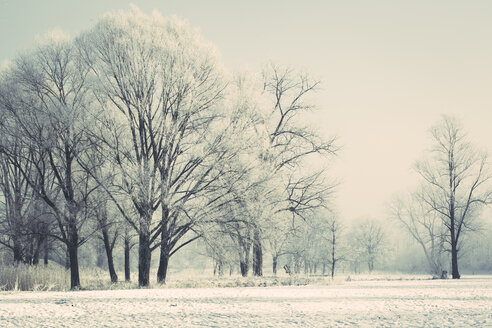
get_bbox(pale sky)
[1,0,492,222]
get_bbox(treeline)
[0,8,337,289]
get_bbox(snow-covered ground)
[0,276,491,327]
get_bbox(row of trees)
[0,8,337,289]
[1,8,489,287]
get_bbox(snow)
[0,276,491,327]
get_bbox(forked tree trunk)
[102,229,118,283]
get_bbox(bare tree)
[414,115,491,279]
[352,219,385,272]
[324,215,344,278]
[251,65,338,276]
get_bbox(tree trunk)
[157,252,169,284]
[331,260,336,279]
[240,261,249,277]
[124,237,131,282]
[102,229,118,283]
[43,237,49,266]
[218,260,223,276]
[138,231,152,287]
[451,237,460,279]
[450,215,460,279]
[322,263,326,275]
[68,242,80,290]
[32,235,43,266]
[238,239,250,277]
[252,229,263,276]
[272,255,278,276]
[13,237,22,264]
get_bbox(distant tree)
[352,219,385,272]
[414,116,492,279]
[324,215,344,278]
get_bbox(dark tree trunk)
[450,215,460,279]
[43,237,49,266]
[68,242,80,289]
[451,236,460,279]
[272,255,278,276]
[331,260,336,278]
[238,238,250,277]
[124,237,131,282]
[252,229,263,276]
[157,253,169,284]
[240,261,249,277]
[32,234,44,266]
[138,231,152,287]
[102,229,118,283]
[13,237,22,264]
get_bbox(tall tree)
[254,65,338,276]
[415,116,491,279]
[79,8,226,285]
[0,35,99,289]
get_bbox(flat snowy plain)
[0,276,491,327]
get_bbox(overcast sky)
[1,0,492,222]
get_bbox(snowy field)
[0,276,491,327]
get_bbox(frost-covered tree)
[0,34,99,289]
[78,8,232,285]
[414,116,491,279]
